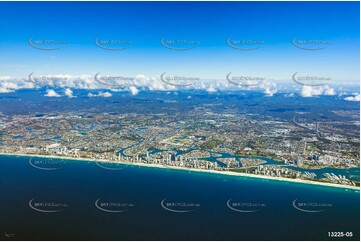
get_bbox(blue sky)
[0,1,359,83]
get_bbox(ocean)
[0,155,359,240]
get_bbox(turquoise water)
[0,155,359,240]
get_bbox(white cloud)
[301,86,322,97]
[88,91,112,97]
[324,87,336,96]
[264,87,278,96]
[257,81,278,96]
[206,86,217,93]
[0,77,34,93]
[44,89,61,97]
[0,87,14,93]
[338,92,348,97]
[128,86,139,95]
[64,88,75,98]
[0,75,358,99]
[344,93,360,102]
[300,85,337,97]
[101,92,112,97]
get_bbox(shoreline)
[0,152,359,191]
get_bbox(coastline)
[0,152,359,191]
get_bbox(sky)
[0,1,359,99]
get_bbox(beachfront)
[1,152,359,191]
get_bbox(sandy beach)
[0,152,359,190]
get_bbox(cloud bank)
[344,93,360,102]
[0,75,358,100]
[300,85,336,97]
